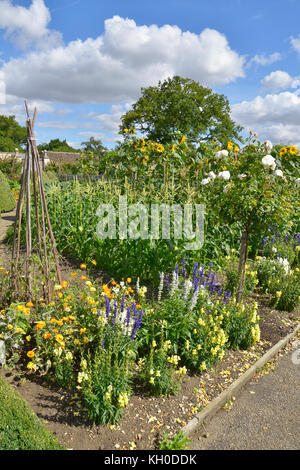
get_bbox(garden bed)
[1,282,298,450]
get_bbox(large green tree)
[120,76,242,144]
[81,137,107,156]
[0,115,27,151]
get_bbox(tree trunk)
[236,230,249,303]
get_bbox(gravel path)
[190,347,300,450]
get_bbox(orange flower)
[43,333,51,340]
[61,281,68,289]
[27,351,35,358]
[127,278,132,284]
[81,275,87,281]
[26,302,34,308]
[55,334,64,343]
[35,321,46,330]
[80,264,87,270]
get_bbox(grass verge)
[0,375,64,450]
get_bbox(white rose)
[208,171,216,180]
[264,140,273,153]
[218,171,231,181]
[201,178,211,185]
[274,169,283,177]
[215,150,228,159]
[262,154,276,171]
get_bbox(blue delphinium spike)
[182,258,186,277]
[165,274,170,293]
[104,295,110,319]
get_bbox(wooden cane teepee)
[10,101,62,301]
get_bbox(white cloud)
[291,35,300,55]
[261,70,300,92]
[247,52,282,68]
[231,91,300,146]
[0,0,62,49]
[78,131,106,140]
[89,103,132,134]
[0,99,55,124]
[1,15,245,104]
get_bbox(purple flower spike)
[104,295,110,319]
[182,258,186,277]
[165,274,170,292]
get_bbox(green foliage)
[0,155,23,177]
[159,430,191,450]
[80,137,107,157]
[120,76,242,144]
[223,301,260,350]
[255,257,287,293]
[224,261,258,295]
[139,324,183,397]
[273,278,300,312]
[0,376,64,450]
[0,115,27,150]
[0,170,16,214]
[42,170,59,185]
[80,334,135,425]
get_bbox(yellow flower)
[71,272,77,277]
[55,334,64,344]
[35,321,46,330]
[27,350,35,358]
[26,302,34,308]
[80,264,87,270]
[91,260,97,266]
[27,362,35,370]
[16,305,25,312]
[180,136,187,145]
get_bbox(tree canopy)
[0,115,27,151]
[37,139,80,153]
[80,137,107,156]
[120,76,243,145]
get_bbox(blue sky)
[0,0,300,148]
